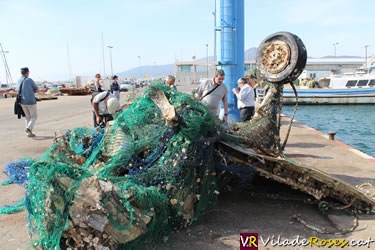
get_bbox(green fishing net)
[26,83,223,249]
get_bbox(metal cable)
[281,82,298,151]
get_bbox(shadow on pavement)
[286,142,327,149]
[32,136,54,141]
[285,153,333,160]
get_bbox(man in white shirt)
[92,91,121,127]
[232,78,255,122]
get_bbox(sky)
[0,0,374,82]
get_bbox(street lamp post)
[206,44,209,78]
[333,42,339,57]
[138,56,141,79]
[66,44,73,82]
[153,62,157,78]
[192,56,196,83]
[107,46,114,76]
[101,32,106,76]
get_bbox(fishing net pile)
[25,83,224,249]
[18,80,286,249]
[2,81,375,249]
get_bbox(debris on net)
[1,159,33,187]
[25,83,223,249]
[231,82,283,157]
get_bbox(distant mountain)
[117,64,174,78]
[118,47,361,78]
[117,48,259,78]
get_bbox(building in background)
[175,60,256,85]
[301,57,365,80]
[175,57,365,85]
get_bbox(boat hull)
[282,88,375,104]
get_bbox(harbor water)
[283,105,375,158]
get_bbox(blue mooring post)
[215,0,244,121]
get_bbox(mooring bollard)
[328,131,336,140]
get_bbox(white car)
[120,81,134,92]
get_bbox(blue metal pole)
[215,0,244,121]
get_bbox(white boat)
[273,56,375,104]
[281,68,375,104]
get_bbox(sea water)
[282,105,375,158]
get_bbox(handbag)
[14,78,26,119]
[200,83,220,101]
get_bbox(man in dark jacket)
[110,75,120,100]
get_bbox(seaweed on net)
[24,83,222,249]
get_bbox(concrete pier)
[281,116,375,187]
[0,84,374,249]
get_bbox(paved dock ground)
[281,117,375,186]
[0,84,374,249]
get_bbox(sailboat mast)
[0,42,13,86]
[101,32,106,76]
[67,43,73,81]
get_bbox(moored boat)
[283,70,375,104]
[277,55,375,104]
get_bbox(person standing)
[94,73,104,92]
[195,69,228,121]
[247,74,258,101]
[165,75,177,90]
[111,75,120,100]
[232,78,254,122]
[18,67,38,137]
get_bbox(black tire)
[256,32,307,84]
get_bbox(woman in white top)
[232,78,255,122]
